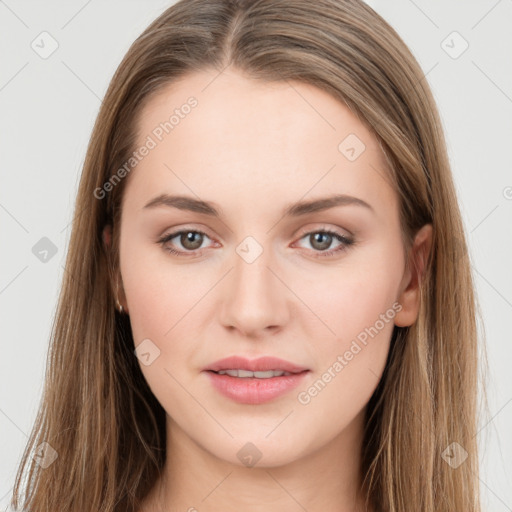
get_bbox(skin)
[103,67,432,512]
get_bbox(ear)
[102,223,112,248]
[394,223,433,327]
[102,224,129,314]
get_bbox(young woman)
[10,0,483,510]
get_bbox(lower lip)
[204,370,309,404]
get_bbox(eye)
[157,229,214,256]
[294,229,355,258]
[157,227,355,258]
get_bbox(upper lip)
[204,356,309,374]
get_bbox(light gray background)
[1,1,511,510]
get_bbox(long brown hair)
[10,0,484,510]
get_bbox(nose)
[218,240,290,337]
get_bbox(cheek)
[293,288,395,435]
[294,252,403,345]
[120,238,207,343]
[121,251,203,410]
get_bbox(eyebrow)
[143,193,374,217]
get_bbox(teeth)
[216,369,292,378]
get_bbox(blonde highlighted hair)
[11,0,484,510]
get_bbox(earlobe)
[394,224,433,327]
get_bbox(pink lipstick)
[203,356,310,405]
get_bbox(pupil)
[183,232,202,249]
[312,232,331,251]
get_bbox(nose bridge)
[219,234,289,334]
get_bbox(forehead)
[124,68,396,220]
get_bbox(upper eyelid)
[158,225,213,242]
[161,227,213,241]
[295,224,352,239]
[161,221,352,238]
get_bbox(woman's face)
[114,68,424,468]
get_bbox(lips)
[204,355,309,374]
[203,356,310,404]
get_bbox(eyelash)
[157,227,355,259]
